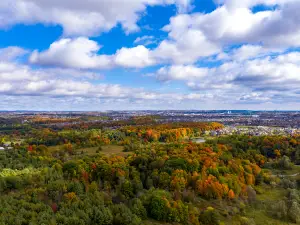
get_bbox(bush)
[239,216,256,225]
[198,207,219,225]
[129,198,147,220]
[89,206,113,225]
[164,158,188,172]
[287,189,300,202]
[278,156,293,170]
[246,186,256,204]
[270,200,288,220]
[149,194,169,221]
[288,201,300,223]
[280,179,297,189]
[5,176,23,190]
[255,173,263,185]
[67,181,84,195]
[111,204,141,225]
[120,179,134,199]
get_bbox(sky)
[0,0,300,111]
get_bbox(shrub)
[280,179,297,189]
[239,217,256,225]
[278,156,293,170]
[199,207,219,225]
[270,200,288,220]
[67,181,84,195]
[111,204,141,225]
[129,198,147,220]
[288,201,300,223]
[89,206,113,225]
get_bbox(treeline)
[30,116,81,124]
[208,135,300,165]
[23,122,223,146]
[120,122,224,142]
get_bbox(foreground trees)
[0,123,300,224]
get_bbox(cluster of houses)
[205,126,300,137]
[0,143,13,151]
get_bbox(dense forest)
[1,120,300,225]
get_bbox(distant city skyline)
[1,0,300,110]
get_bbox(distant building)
[210,131,217,136]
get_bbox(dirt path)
[273,173,300,178]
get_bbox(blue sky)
[0,0,300,110]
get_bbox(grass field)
[79,145,129,157]
[235,209,291,225]
[272,165,300,175]
[222,187,290,225]
[48,144,129,157]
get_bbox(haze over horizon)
[1,0,300,110]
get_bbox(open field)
[273,165,300,175]
[48,144,129,157]
[79,145,129,157]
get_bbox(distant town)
[0,110,299,137]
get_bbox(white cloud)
[29,37,112,69]
[154,26,220,64]
[2,1,300,109]
[0,52,207,103]
[30,38,156,69]
[162,1,300,52]
[156,65,209,81]
[0,47,28,61]
[115,45,155,68]
[30,0,300,69]
[216,45,284,62]
[214,0,295,9]
[155,51,300,103]
[0,61,133,97]
[134,35,156,46]
[231,45,265,61]
[0,0,194,36]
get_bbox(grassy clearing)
[271,165,300,178]
[242,208,291,225]
[4,139,24,145]
[79,145,129,157]
[254,184,286,201]
[48,144,129,157]
[48,145,62,152]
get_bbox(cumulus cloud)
[156,65,209,81]
[0,0,194,36]
[0,46,28,61]
[29,37,112,69]
[153,29,220,64]
[162,0,300,57]
[155,51,300,103]
[30,37,156,69]
[214,0,295,9]
[2,0,300,109]
[216,45,284,62]
[29,0,300,69]
[0,49,209,105]
[0,61,136,97]
[115,45,155,68]
[134,35,156,46]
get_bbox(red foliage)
[91,163,97,170]
[27,145,33,152]
[51,203,58,213]
[82,171,89,182]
